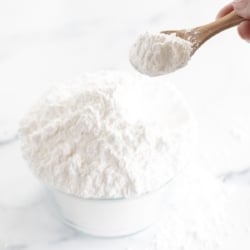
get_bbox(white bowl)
[49,185,167,237]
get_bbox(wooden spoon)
[161,11,246,55]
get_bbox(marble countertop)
[1,0,250,249]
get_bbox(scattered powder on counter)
[19,71,194,199]
[129,32,192,76]
[126,168,250,250]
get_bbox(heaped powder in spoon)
[129,32,192,76]
[19,71,194,199]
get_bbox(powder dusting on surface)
[129,32,192,76]
[19,71,194,199]
[126,168,250,250]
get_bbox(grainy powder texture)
[19,71,194,198]
[129,32,192,76]
[126,168,250,250]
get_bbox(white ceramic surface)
[49,186,166,237]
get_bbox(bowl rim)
[45,170,180,202]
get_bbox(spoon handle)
[196,11,246,44]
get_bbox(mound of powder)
[129,32,192,76]
[19,71,194,198]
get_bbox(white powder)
[126,168,250,250]
[129,32,192,76]
[19,71,194,199]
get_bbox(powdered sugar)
[19,71,194,199]
[129,32,192,76]
[126,168,250,250]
